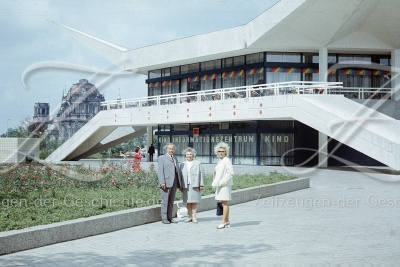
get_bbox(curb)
[0,177,309,255]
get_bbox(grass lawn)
[0,161,296,232]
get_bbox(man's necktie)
[171,155,178,175]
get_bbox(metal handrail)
[326,87,394,99]
[100,81,344,110]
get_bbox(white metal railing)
[100,81,344,110]
[326,87,394,100]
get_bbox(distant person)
[157,143,183,224]
[148,144,155,162]
[180,147,204,223]
[212,142,234,229]
[132,147,142,172]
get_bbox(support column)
[318,47,328,167]
[391,49,400,101]
[319,47,328,83]
[318,132,328,168]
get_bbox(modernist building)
[47,0,400,171]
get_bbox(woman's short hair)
[134,147,140,153]
[214,142,230,156]
[164,143,176,151]
[182,147,197,157]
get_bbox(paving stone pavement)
[0,167,399,266]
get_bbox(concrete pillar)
[318,132,328,168]
[391,49,400,101]
[319,47,328,83]
[318,47,328,167]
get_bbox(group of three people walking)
[157,142,233,229]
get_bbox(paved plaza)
[0,167,399,266]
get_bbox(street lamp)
[6,119,11,137]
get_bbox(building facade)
[148,52,392,166]
[44,79,105,142]
[47,0,400,170]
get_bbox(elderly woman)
[179,147,204,223]
[212,142,234,229]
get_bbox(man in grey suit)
[157,143,183,224]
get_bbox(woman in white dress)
[212,142,234,229]
[180,147,204,223]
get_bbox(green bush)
[0,162,295,232]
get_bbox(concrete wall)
[0,138,40,163]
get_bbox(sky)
[0,0,278,135]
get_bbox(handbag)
[177,203,188,218]
[216,201,223,216]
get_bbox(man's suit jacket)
[179,160,204,188]
[157,154,182,188]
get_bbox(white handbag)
[176,203,188,218]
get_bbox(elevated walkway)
[46,82,400,170]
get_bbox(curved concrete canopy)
[55,0,400,75]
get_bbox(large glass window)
[233,133,257,165]
[222,70,245,88]
[372,71,391,89]
[148,82,161,96]
[246,67,264,86]
[267,52,301,63]
[246,53,264,64]
[181,63,199,74]
[187,76,200,91]
[337,69,372,87]
[222,57,233,68]
[162,68,170,77]
[259,120,293,129]
[338,55,372,64]
[149,69,162,79]
[265,67,301,83]
[260,133,294,166]
[201,60,221,71]
[171,66,180,76]
[173,124,189,131]
[180,65,188,74]
[191,134,211,163]
[233,121,257,129]
[222,56,245,67]
[201,73,221,90]
[162,80,179,95]
[302,68,319,82]
[233,55,245,66]
[328,54,337,64]
[303,53,319,63]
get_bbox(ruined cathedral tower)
[47,79,105,142]
[31,103,50,137]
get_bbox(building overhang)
[55,0,400,76]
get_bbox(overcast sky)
[0,0,278,135]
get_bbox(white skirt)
[215,186,232,201]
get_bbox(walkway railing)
[100,81,345,110]
[327,87,394,100]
